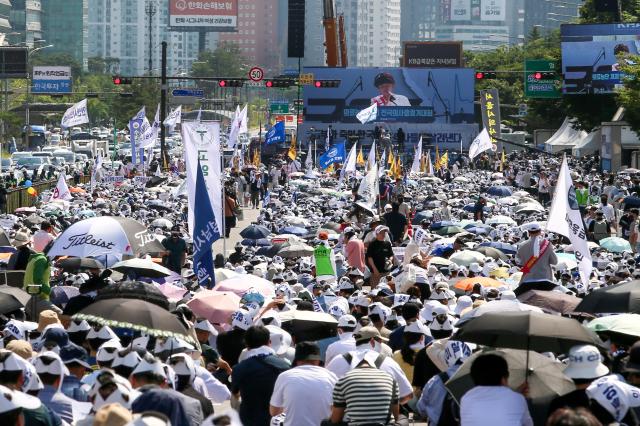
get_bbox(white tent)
[544,118,589,154]
[572,128,601,157]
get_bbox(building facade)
[88,0,200,76]
[218,0,282,73]
[42,0,88,68]
[8,0,42,47]
[524,0,582,34]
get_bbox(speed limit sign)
[248,67,264,82]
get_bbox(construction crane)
[338,14,348,67]
[323,0,339,67]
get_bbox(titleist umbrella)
[46,216,165,259]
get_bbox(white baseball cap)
[375,225,389,235]
[337,314,357,329]
[231,309,253,331]
[0,384,41,414]
[563,345,609,379]
[586,374,640,422]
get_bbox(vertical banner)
[480,88,501,149]
[182,121,223,237]
[128,107,148,164]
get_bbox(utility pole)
[145,1,157,75]
[160,41,167,168]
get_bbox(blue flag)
[318,141,346,169]
[129,107,147,164]
[265,121,285,145]
[192,159,221,287]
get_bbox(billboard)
[561,23,640,95]
[32,66,72,94]
[525,60,561,98]
[480,0,506,21]
[450,0,471,21]
[168,0,237,31]
[303,67,475,125]
[403,42,463,68]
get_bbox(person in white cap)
[585,374,640,425]
[325,314,358,364]
[32,351,74,424]
[366,225,395,286]
[547,345,609,416]
[0,383,43,426]
[515,222,557,289]
[168,353,214,418]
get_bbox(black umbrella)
[95,281,169,310]
[240,224,271,240]
[575,280,640,314]
[279,310,338,342]
[0,285,31,314]
[453,311,602,355]
[24,214,45,227]
[56,257,105,272]
[146,176,168,188]
[0,229,10,247]
[518,290,583,315]
[74,298,190,341]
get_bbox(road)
[213,205,260,257]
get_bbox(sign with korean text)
[168,0,238,32]
[480,88,501,145]
[525,60,561,99]
[32,66,71,94]
[403,42,463,68]
[299,73,315,85]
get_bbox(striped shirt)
[332,366,398,425]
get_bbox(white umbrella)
[486,215,517,226]
[512,190,530,198]
[453,176,470,183]
[497,196,519,206]
[215,268,240,283]
[112,258,173,279]
[152,218,174,229]
[449,250,486,267]
[514,203,546,214]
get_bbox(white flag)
[357,163,379,211]
[305,145,313,170]
[468,128,492,160]
[138,104,160,149]
[90,154,102,192]
[238,104,248,134]
[340,143,358,185]
[426,150,434,176]
[547,155,592,291]
[163,105,182,127]
[325,128,330,151]
[411,137,423,175]
[61,99,89,128]
[228,105,241,149]
[50,173,72,201]
[366,141,376,171]
[378,150,386,178]
[356,103,378,124]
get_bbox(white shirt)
[324,333,356,364]
[600,203,616,224]
[270,365,337,426]
[32,230,54,252]
[460,386,533,426]
[325,347,413,398]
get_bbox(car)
[0,158,11,169]
[48,134,62,145]
[32,152,53,159]
[52,149,76,164]
[50,157,66,167]
[15,156,50,171]
[11,151,32,161]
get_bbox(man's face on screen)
[378,83,393,97]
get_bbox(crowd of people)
[0,147,638,426]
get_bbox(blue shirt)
[61,375,89,402]
[38,385,74,425]
[417,365,459,423]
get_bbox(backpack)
[436,372,460,426]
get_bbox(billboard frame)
[402,41,464,68]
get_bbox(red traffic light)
[475,72,484,79]
[534,72,542,80]
[218,80,226,87]
[113,77,121,85]
[315,81,322,88]
[265,80,273,88]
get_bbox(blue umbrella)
[487,186,513,197]
[51,286,80,308]
[430,221,458,230]
[479,241,517,255]
[279,226,308,236]
[412,211,430,225]
[241,238,272,247]
[240,224,271,240]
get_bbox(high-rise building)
[42,0,88,68]
[0,0,11,44]
[8,0,42,47]
[88,0,200,76]
[281,0,325,69]
[524,0,582,34]
[401,0,438,42]
[218,0,282,74]
[335,0,401,67]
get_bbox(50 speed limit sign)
[248,67,264,82]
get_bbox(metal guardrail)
[5,175,90,213]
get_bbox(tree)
[88,57,106,74]
[615,55,640,133]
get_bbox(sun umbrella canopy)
[239,224,271,240]
[50,286,80,308]
[514,203,546,214]
[449,250,486,267]
[486,215,517,226]
[95,281,169,310]
[151,218,173,229]
[278,242,315,258]
[446,348,574,403]
[0,285,31,314]
[473,246,508,261]
[213,275,276,298]
[46,216,165,259]
[457,300,543,326]
[56,257,105,272]
[429,257,453,267]
[575,280,640,314]
[279,310,338,342]
[486,186,513,196]
[453,311,602,354]
[112,258,173,279]
[279,226,308,236]
[74,298,191,341]
[478,241,517,255]
[454,277,507,292]
[187,290,242,324]
[587,314,640,340]
[599,237,632,253]
[517,290,583,315]
[434,225,465,236]
[215,268,240,283]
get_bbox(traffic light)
[112,76,132,85]
[475,72,497,80]
[314,80,341,88]
[264,79,296,88]
[218,79,244,88]
[533,72,555,80]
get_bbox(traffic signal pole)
[160,41,167,169]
